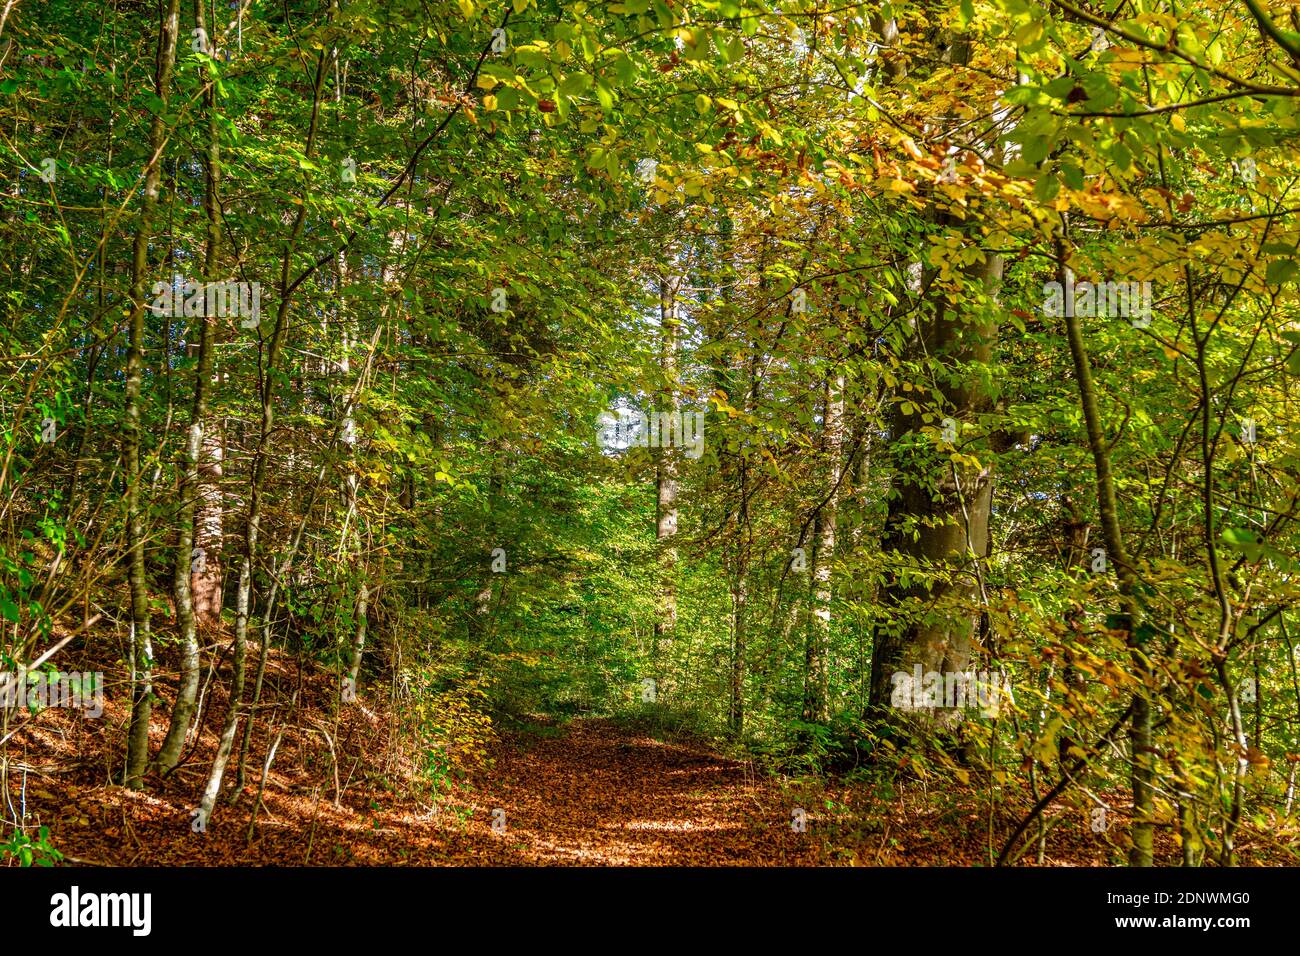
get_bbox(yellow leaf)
[1031,717,1063,766]
[1015,17,1043,45]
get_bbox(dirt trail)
[22,645,1210,867]
[469,719,824,865]
[33,706,1157,866]
[36,713,828,866]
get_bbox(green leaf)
[1222,527,1265,556]
[1061,161,1084,190]
[1266,258,1298,286]
[559,72,592,98]
[1020,135,1051,166]
[494,85,519,110]
[717,32,744,63]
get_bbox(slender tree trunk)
[803,372,844,724]
[653,272,679,657]
[347,582,369,688]
[198,45,330,824]
[1056,236,1153,867]
[157,0,221,773]
[340,260,369,692]
[193,424,224,629]
[1060,504,1090,698]
[123,0,182,790]
[729,448,750,734]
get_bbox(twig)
[995,701,1136,867]
[304,786,321,864]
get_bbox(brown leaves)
[462,719,825,865]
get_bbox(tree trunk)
[193,425,225,630]
[868,247,1002,728]
[340,266,369,693]
[803,372,844,724]
[123,0,182,790]
[157,0,222,774]
[198,45,330,825]
[1056,236,1153,867]
[653,272,679,657]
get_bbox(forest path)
[44,706,834,865]
[455,718,826,865]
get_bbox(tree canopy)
[2,0,1300,868]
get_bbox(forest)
[1,0,1299,874]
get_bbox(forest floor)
[25,702,830,865]
[14,638,832,865]
[11,640,1289,866]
